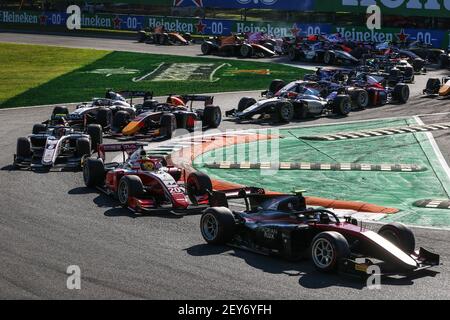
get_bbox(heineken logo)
[0,11,38,24]
[133,63,229,82]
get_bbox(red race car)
[82,143,214,215]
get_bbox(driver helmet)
[136,150,162,172]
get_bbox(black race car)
[200,189,439,277]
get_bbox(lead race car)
[200,190,440,277]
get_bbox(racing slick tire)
[350,89,369,109]
[32,124,47,134]
[203,106,222,128]
[76,138,91,158]
[16,137,32,160]
[412,58,425,72]
[86,124,102,152]
[237,97,257,112]
[393,84,410,103]
[277,102,294,123]
[311,231,351,272]
[83,157,105,187]
[294,104,309,119]
[200,207,236,245]
[240,44,253,58]
[117,175,144,207]
[112,110,131,132]
[333,95,352,116]
[424,78,441,95]
[96,108,113,129]
[403,66,414,83]
[201,41,213,55]
[52,106,69,117]
[439,54,449,69]
[378,222,415,254]
[288,47,300,61]
[324,51,335,65]
[187,171,213,205]
[159,33,169,45]
[269,79,286,95]
[174,112,189,129]
[160,114,177,139]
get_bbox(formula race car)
[304,68,410,108]
[200,189,440,277]
[201,34,275,58]
[287,34,359,65]
[57,90,150,130]
[83,143,216,215]
[110,94,222,140]
[226,80,352,123]
[137,26,191,45]
[14,123,102,170]
[423,77,450,97]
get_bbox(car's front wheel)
[310,231,350,272]
[117,175,144,207]
[200,207,236,245]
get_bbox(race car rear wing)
[111,90,154,103]
[170,94,214,109]
[98,143,147,162]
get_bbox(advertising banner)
[173,0,315,10]
[0,10,448,48]
[316,0,450,18]
[334,25,447,48]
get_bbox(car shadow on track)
[185,243,437,290]
[68,186,187,220]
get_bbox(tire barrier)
[299,122,450,141]
[413,199,450,209]
[204,162,425,172]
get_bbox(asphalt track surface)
[1,32,450,299]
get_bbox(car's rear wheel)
[351,89,369,109]
[269,79,286,95]
[96,108,113,129]
[113,110,131,132]
[378,222,415,254]
[201,42,212,55]
[160,114,177,138]
[200,207,236,245]
[425,78,441,94]
[76,138,91,158]
[86,124,102,152]
[393,84,410,103]
[277,102,294,123]
[117,175,144,207]
[333,95,351,116]
[83,157,105,187]
[203,106,222,128]
[237,97,257,112]
[32,124,47,134]
[288,47,299,61]
[187,171,212,205]
[311,231,350,272]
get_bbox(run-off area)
[194,118,450,228]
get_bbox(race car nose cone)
[122,121,143,136]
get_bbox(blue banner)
[173,0,315,10]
